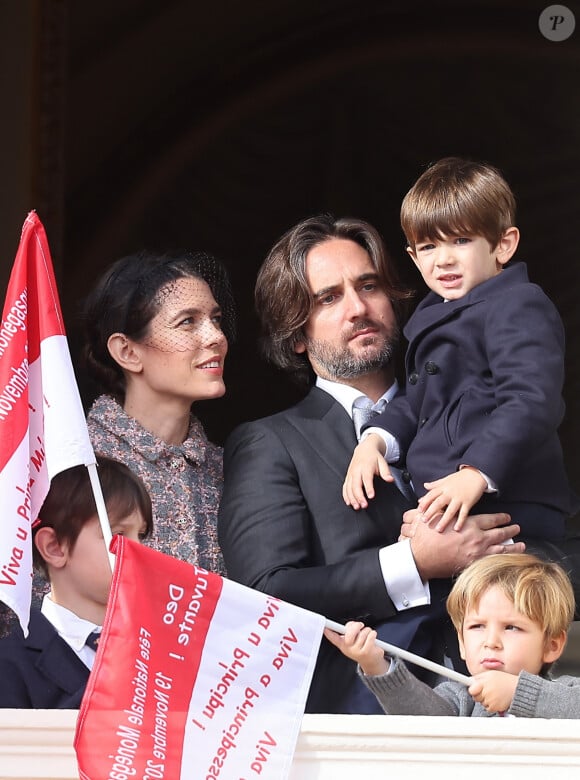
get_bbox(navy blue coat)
[0,609,89,708]
[372,261,578,527]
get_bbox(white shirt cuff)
[379,539,430,610]
[459,465,498,493]
[362,427,400,462]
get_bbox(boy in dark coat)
[344,156,578,540]
[0,456,152,708]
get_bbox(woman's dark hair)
[33,455,153,578]
[83,249,235,401]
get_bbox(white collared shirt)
[41,595,101,670]
[315,376,430,611]
[316,375,400,417]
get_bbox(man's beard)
[305,322,400,380]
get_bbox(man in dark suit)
[218,214,524,713]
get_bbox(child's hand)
[343,434,393,510]
[323,620,389,677]
[468,670,518,714]
[418,468,487,532]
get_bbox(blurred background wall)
[1,0,579,496]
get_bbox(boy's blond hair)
[401,156,516,251]
[447,553,575,640]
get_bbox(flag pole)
[0,211,103,635]
[324,618,472,686]
[87,462,115,571]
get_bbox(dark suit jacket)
[0,609,89,708]
[218,386,453,713]
[372,261,578,521]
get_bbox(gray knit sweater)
[359,658,580,718]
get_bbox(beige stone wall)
[1,710,580,779]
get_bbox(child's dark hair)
[401,157,517,251]
[32,456,153,578]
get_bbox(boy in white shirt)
[0,456,152,708]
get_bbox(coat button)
[425,361,439,375]
[402,470,412,483]
[419,417,428,427]
[408,372,419,385]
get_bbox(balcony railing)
[1,710,580,779]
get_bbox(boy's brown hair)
[33,456,153,578]
[401,157,517,251]
[446,553,575,641]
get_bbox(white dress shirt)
[41,595,101,670]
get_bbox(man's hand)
[419,468,487,532]
[468,670,519,714]
[343,433,393,510]
[399,508,525,580]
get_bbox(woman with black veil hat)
[83,249,236,575]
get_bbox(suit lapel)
[27,611,90,695]
[405,292,471,341]
[406,263,528,342]
[291,386,415,514]
[290,387,358,479]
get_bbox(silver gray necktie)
[352,399,385,441]
[352,398,415,501]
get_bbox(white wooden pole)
[87,462,115,571]
[324,618,471,686]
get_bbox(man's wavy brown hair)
[255,214,412,386]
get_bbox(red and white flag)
[0,211,96,635]
[75,537,324,780]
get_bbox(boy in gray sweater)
[325,553,580,717]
